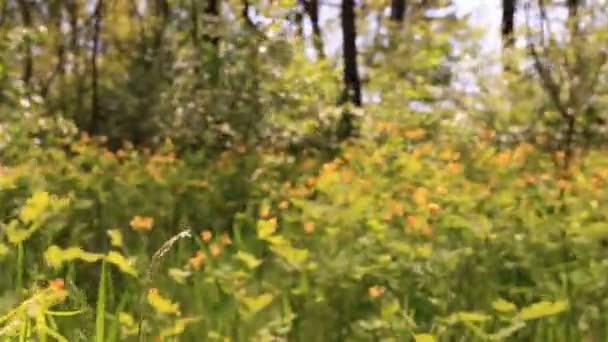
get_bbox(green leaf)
[446,311,491,324]
[19,191,51,223]
[105,252,137,277]
[517,300,568,321]
[234,251,262,269]
[492,298,517,313]
[414,334,436,342]
[270,244,309,268]
[95,261,107,342]
[106,229,123,248]
[241,293,274,315]
[257,218,277,239]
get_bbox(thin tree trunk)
[341,0,361,107]
[567,0,579,18]
[242,0,255,28]
[338,0,361,140]
[502,0,516,48]
[567,0,579,33]
[390,0,406,22]
[66,0,84,126]
[303,0,325,58]
[204,0,219,46]
[90,0,103,134]
[17,0,33,87]
[190,0,199,46]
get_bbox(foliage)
[1,0,608,341]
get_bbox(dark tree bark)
[302,0,325,58]
[242,0,255,28]
[17,0,33,87]
[90,0,103,134]
[567,0,579,32]
[338,0,361,140]
[190,0,199,46]
[203,0,219,46]
[390,0,407,22]
[66,0,84,126]
[567,0,579,17]
[502,0,516,48]
[340,0,361,107]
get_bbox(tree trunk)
[567,0,579,17]
[341,0,361,107]
[204,0,219,46]
[338,0,361,140]
[90,0,103,134]
[390,0,407,22]
[501,0,516,48]
[302,0,325,58]
[567,0,579,32]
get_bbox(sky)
[315,0,503,57]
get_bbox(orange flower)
[447,162,462,174]
[494,151,511,167]
[189,251,206,270]
[421,224,433,237]
[525,175,536,184]
[306,177,316,187]
[236,144,247,154]
[102,149,115,161]
[278,200,289,210]
[303,221,315,234]
[259,204,271,218]
[210,244,221,257]
[413,187,428,207]
[404,128,426,140]
[147,287,159,296]
[219,233,232,246]
[48,278,65,292]
[428,203,440,214]
[80,132,91,144]
[341,169,355,184]
[130,216,154,232]
[322,161,338,173]
[368,285,385,298]
[389,200,405,217]
[200,230,213,242]
[407,215,417,226]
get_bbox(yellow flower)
[130,215,154,232]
